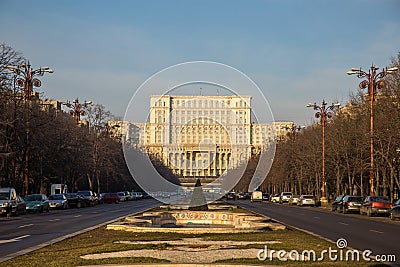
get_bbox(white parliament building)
[110,95,293,178]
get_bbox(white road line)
[48,218,60,222]
[73,215,82,218]
[0,235,30,244]
[369,229,384,234]
[313,216,320,219]
[339,222,349,226]
[18,224,34,228]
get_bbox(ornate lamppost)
[61,98,92,191]
[307,100,340,203]
[347,65,398,196]
[2,62,54,195]
[61,98,93,125]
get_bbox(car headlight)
[3,202,10,207]
[35,204,41,207]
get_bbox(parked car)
[48,194,68,209]
[331,195,345,212]
[25,194,50,213]
[279,192,293,204]
[289,195,300,205]
[341,195,363,214]
[298,195,316,206]
[16,195,27,215]
[77,190,96,206]
[390,199,400,220]
[360,196,392,217]
[0,187,18,216]
[65,193,87,208]
[117,191,129,201]
[270,194,280,203]
[102,193,120,204]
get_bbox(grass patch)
[1,226,383,267]
[0,206,388,267]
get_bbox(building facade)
[117,95,294,178]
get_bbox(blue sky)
[1,0,399,125]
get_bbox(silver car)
[298,195,316,206]
[48,194,68,209]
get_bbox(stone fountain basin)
[107,208,285,233]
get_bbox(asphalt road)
[232,200,400,264]
[0,198,159,262]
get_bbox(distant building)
[109,95,293,178]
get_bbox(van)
[0,188,18,216]
[51,184,68,195]
[251,191,263,202]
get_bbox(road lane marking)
[339,222,349,226]
[369,229,384,234]
[18,224,34,228]
[313,217,320,219]
[73,215,82,218]
[49,218,60,222]
[0,235,30,244]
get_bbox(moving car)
[225,192,236,200]
[341,195,363,214]
[331,195,344,212]
[251,191,263,202]
[48,194,68,209]
[390,199,400,220]
[360,196,392,217]
[262,193,269,201]
[298,195,316,206]
[25,194,50,213]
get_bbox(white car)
[279,192,293,204]
[270,194,281,203]
[298,195,316,206]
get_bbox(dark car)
[225,192,236,200]
[48,194,68,209]
[65,193,87,208]
[262,193,269,201]
[390,199,400,220]
[102,193,120,204]
[341,195,363,214]
[25,194,50,213]
[360,196,392,217]
[77,190,96,206]
[15,195,27,215]
[331,195,344,212]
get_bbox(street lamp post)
[284,124,305,143]
[2,62,54,196]
[307,100,340,203]
[61,98,92,191]
[61,98,93,125]
[347,65,399,196]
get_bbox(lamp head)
[347,71,358,75]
